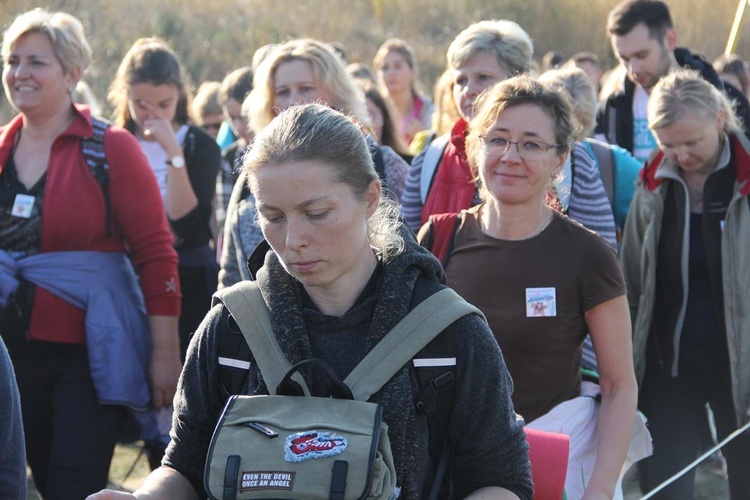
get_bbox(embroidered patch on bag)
[526,287,557,317]
[240,471,295,492]
[284,431,347,462]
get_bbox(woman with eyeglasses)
[400,20,617,252]
[621,70,750,499]
[418,75,638,499]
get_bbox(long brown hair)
[108,38,192,133]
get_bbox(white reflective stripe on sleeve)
[218,357,251,370]
[412,357,457,368]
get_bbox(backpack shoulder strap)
[588,138,616,206]
[212,281,310,396]
[82,117,114,234]
[425,212,461,267]
[344,288,483,401]
[420,134,450,204]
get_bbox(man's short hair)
[607,0,673,39]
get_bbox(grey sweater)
[165,231,532,499]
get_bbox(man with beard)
[596,0,750,163]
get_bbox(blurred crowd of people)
[1,0,749,499]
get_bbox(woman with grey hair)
[0,8,181,497]
[400,19,617,252]
[90,103,532,500]
[622,69,750,499]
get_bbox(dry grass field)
[2,0,750,123]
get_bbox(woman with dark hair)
[109,38,221,360]
[0,10,180,497]
[361,83,411,161]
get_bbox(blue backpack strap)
[81,117,114,234]
[420,134,450,204]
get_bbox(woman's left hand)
[148,315,182,408]
[150,347,182,408]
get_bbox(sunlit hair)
[109,38,192,133]
[373,38,419,94]
[244,103,404,257]
[431,68,462,135]
[247,38,370,133]
[648,69,742,134]
[539,67,597,139]
[2,8,91,76]
[252,44,279,71]
[447,20,533,77]
[466,75,579,200]
[192,81,222,121]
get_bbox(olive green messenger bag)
[205,280,483,500]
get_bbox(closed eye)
[307,210,329,220]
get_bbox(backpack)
[81,117,114,234]
[419,135,450,204]
[209,279,482,500]
[586,138,616,214]
[422,213,463,268]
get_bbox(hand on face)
[139,99,177,147]
[128,82,182,152]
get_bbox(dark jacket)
[164,228,533,499]
[170,125,221,251]
[596,47,750,153]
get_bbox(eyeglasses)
[480,135,563,160]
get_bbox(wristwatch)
[166,155,185,169]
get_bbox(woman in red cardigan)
[0,9,181,498]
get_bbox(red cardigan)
[0,105,181,344]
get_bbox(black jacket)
[595,47,750,153]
